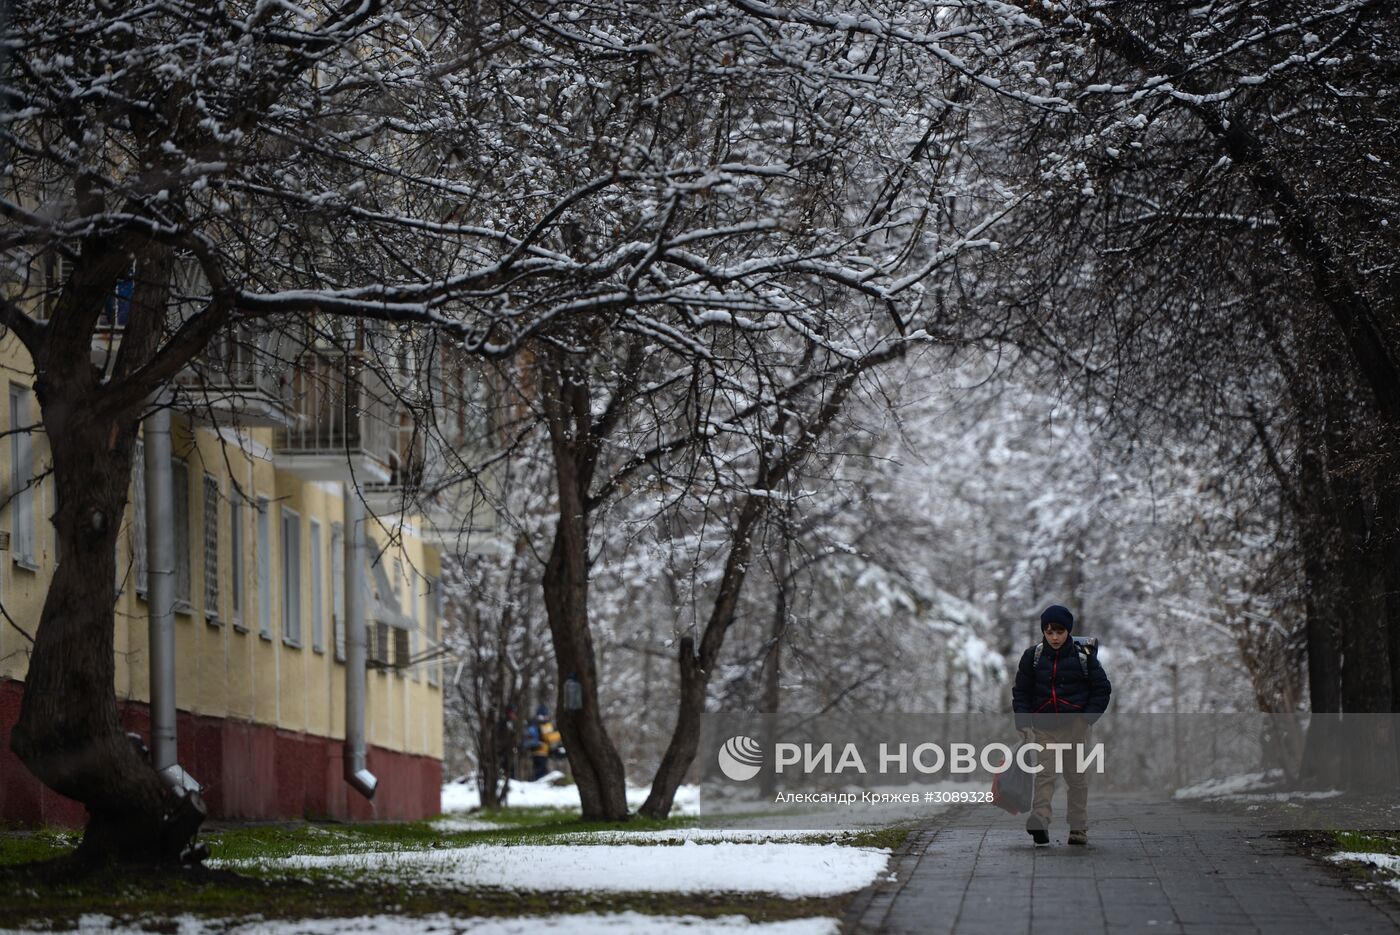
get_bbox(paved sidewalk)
[844,794,1400,935]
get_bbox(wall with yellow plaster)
[0,336,443,762]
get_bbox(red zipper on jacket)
[1035,649,1085,712]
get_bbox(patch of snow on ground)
[1214,790,1343,803]
[429,817,499,834]
[1172,769,1284,800]
[224,842,889,897]
[557,828,838,844]
[1328,851,1400,875]
[440,776,700,816]
[53,912,840,934]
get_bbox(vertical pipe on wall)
[343,486,378,798]
[144,404,178,772]
[144,401,203,840]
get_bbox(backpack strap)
[1032,639,1092,678]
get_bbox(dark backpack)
[1032,636,1098,677]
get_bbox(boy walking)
[1011,604,1112,846]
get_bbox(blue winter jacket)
[1012,638,1112,729]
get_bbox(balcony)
[175,326,290,427]
[273,350,395,484]
[413,475,502,553]
[362,418,427,515]
[359,417,500,548]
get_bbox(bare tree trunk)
[1319,374,1392,715]
[464,676,502,809]
[760,516,791,719]
[479,594,518,810]
[641,362,881,818]
[1296,438,1343,716]
[9,398,171,862]
[1379,487,1400,715]
[641,497,765,819]
[10,242,199,863]
[1335,484,1389,714]
[1377,486,1400,785]
[539,353,629,821]
[543,509,629,819]
[758,518,790,799]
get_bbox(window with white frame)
[392,559,407,675]
[331,522,345,661]
[281,508,301,646]
[9,385,36,567]
[172,460,192,609]
[257,498,271,638]
[310,519,324,653]
[409,571,420,683]
[426,576,439,686]
[133,441,147,595]
[203,474,220,622]
[230,492,244,628]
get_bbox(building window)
[310,519,324,653]
[203,474,220,623]
[392,559,406,677]
[230,493,244,628]
[409,571,420,683]
[9,385,36,568]
[101,267,134,328]
[426,576,439,687]
[281,508,301,646]
[172,459,192,610]
[331,522,345,662]
[372,621,391,668]
[394,626,410,672]
[132,441,148,595]
[257,498,271,639]
[39,253,71,321]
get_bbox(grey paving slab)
[842,794,1400,935]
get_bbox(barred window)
[372,621,390,668]
[203,474,220,622]
[408,570,420,683]
[257,498,271,638]
[393,626,410,672]
[172,460,191,609]
[310,519,324,653]
[281,508,302,646]
[331,522,345,661]
[392,559,406,677]
[426,577,439,687]
[133,441,147,595]
[230,495,243,626]
[9,385,36,567]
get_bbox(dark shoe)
[1028,828,1049,846]
[1068,830,1087,846]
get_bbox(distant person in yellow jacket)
[523,705,562,780]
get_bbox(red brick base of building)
[0,678,441,827]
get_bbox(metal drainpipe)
[143,404,203,802]
[343,486,378,798]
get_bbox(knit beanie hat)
[1040,604,1074,632]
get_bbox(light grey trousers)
[1026,718,1090,832]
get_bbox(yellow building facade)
[0,330,446,825]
